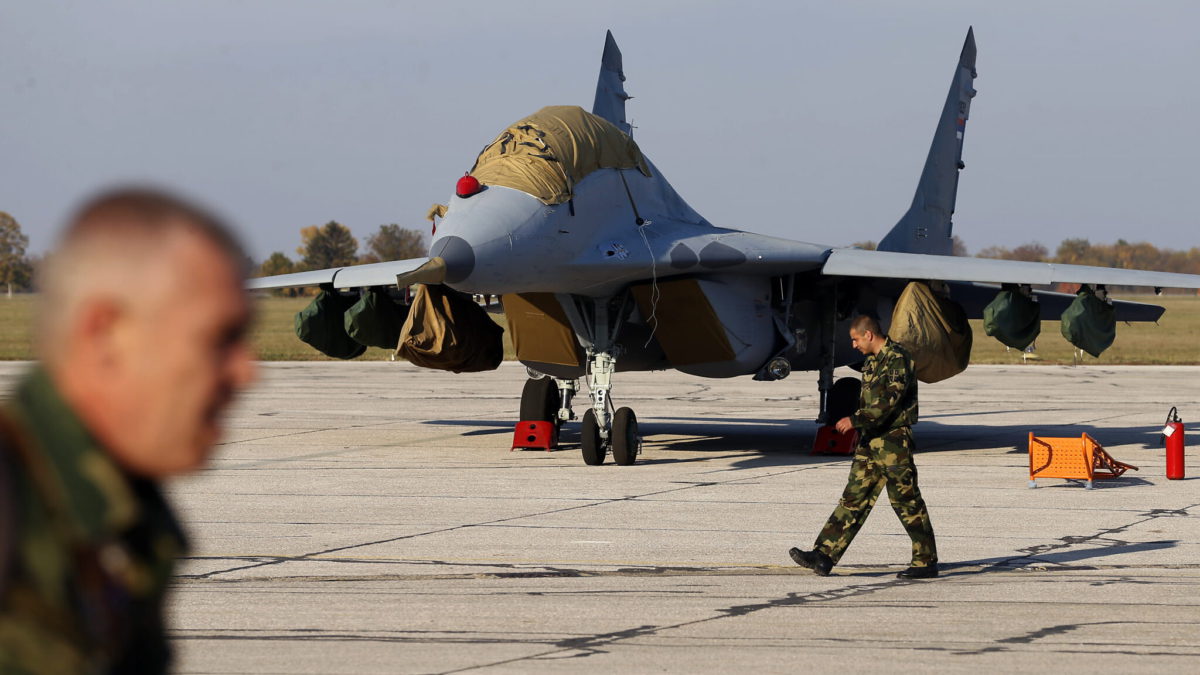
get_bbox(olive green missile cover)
[397,284,504,373]
[890,281,973,383]
[982,286,1041,350]
[470,105,651,205]
[295,289,367,360]
[1060,287,1116,357]
[344,288,409,350]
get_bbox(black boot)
[789,548,833,576]
[896,564,938,579]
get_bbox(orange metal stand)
[1028,432,1138,489]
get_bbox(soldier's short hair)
[850,314,883,337]
[34,186,248,360]
[58,187,246,272]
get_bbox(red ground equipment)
[512,421,557,452]
[1163,407,1185,480]
[811,426,858,456]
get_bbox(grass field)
[2,293,1197,365]
[967,295,1200,365]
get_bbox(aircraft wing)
[822,248,1200,290]
[247,257,447,290]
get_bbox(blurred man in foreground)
[0,188,256,673]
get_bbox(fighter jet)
[251,28,1200,466]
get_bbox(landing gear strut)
[578,348,638,465]
[562,293,641,466]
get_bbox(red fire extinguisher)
[1163,407,1185,480]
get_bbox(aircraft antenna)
[618,170,645,225]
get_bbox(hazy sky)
[4,1,1198,260]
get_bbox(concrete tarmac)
[4,362,1197,673]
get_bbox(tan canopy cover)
[890,281,973,384]
[470,105,651,205]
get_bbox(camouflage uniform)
[0,367,186,674]
[813,338,937,568]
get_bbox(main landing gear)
[519,376,563,444]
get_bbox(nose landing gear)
[580,408,605,465]
[519,361,640,466]
[517,293,641,466]
[610,406,639,466]
[578,350,640,465]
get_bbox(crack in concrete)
[180,469,815,580]
[425,501,1200,672]
[430,577,913,673]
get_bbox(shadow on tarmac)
[422,416,1166,477]
[832,540,1182,579]
[944,538,1181,574]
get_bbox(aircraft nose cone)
[428,236,476,284]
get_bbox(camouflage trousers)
[814,426,937,567]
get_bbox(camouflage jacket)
[0,367,186,674]
[849,338,918,436]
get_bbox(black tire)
[611,407,638,466]
[520,377,559,421]
[580,409,605,466]
[519,377,562,446]
[826,377,862,422]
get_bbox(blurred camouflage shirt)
[848,338,918,436]
[0,367,186,674]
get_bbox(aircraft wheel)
[520,377,561,442]
[580,409,606,466]
[611,407,638,466]
[826,377,862,422]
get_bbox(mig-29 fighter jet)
[251,28,1200,466]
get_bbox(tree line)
[268,221,428,272]
[853,236,1200,292]
[256,221,427,295]
[0,213,427,297]
[0,212,36,297]
[975,239,1200,293]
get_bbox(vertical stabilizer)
[878,27,977,255]
[592,30,632,135]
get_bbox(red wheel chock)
[811,425,857,455]
[512,421,557,451]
